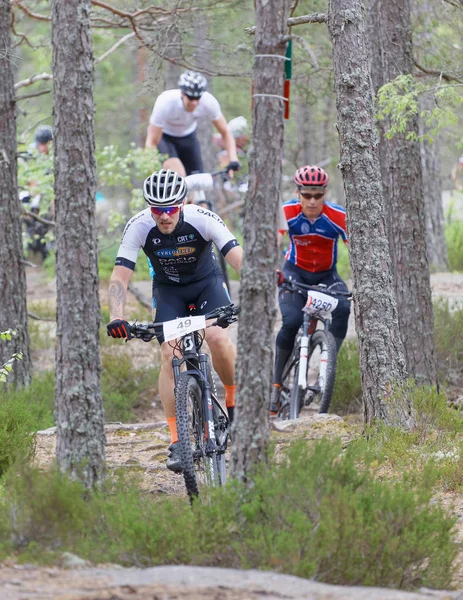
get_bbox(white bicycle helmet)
[178,70,207,99]
[228,116,248,138]
[143,170,187,207]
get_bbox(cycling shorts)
[151,270,231,344]
[158,131,204,175]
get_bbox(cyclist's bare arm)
[108,265,133,320]
[213,115,238,164]
[224,245,243,274]
[145,123,163,149]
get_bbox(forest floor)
[6,267,463,600]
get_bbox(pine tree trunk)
[52,0,105,487]
[0,0,31,387]
[194,15,215,175]
[419,93,448,272]
[328,0,410,427]
[230,0,289,481]
[295,93,313,166]
[366,0,438,387]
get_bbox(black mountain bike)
[129,303,239,499]
[277,272,352,420]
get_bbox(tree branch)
[15,72,53,90]
[245,12,327,35]
[23,211,55,227]
[95,32,135,64]
[15,89,52,102]
[414,60,463,83]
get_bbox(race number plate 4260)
[163,315,206,342]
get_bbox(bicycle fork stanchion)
[199,353,220,483]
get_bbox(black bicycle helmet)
[178,70,207,99]
[143,169,188,207]
[34,125,53,145]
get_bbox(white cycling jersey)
[149,89,222,137]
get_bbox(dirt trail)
[21,268,463,597]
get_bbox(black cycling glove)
[226,161,241,172]
[107,319,132,340]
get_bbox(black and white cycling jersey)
[115,204,239,285]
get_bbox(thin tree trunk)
[366,0,437,387]
[328,0,410,427]
[194,14,215,175]
[0,0,31,387]
[52,0,105,487]
[295,93,313,166]
[419,93,448,271]
[230,0,290,481]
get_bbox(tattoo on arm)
[108,280,126,317]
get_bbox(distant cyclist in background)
[271,165,351,414]
[145,70,240,177]
[29,125,53,156]
[451,155,463,193]
[213,116,249,170]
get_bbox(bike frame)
[296,310,331,393]
[171,331,222,457]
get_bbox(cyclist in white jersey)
[107,169,242,473]
[145,70,240,177]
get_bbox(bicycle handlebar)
[276,270,352,299]
[128,303,240,342]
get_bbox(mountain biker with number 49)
[106,169,243,472]
[271,165,351,414]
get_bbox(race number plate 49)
[163,315,206,342]
[303,291,338,317]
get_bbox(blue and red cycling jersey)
[279,198,347,272]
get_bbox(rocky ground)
[7,267,463,599]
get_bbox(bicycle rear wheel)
[307,330,337,414]
[175,373,222,499]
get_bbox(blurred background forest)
[16,0,462,213]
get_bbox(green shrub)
[0,395,36,478]
[446,220,463,272]
[0,440,455,590]
[101,352,158,422]
[358,384,463,480]
[336,240,351,281]
[434,299,463,383]
[331,339,362,415]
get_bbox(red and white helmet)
[294,165,329,188]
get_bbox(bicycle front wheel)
[307,330,337,414]
[175,373,222,499]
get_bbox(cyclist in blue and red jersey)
[271,165,351,414]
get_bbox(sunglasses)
[299,192,325,200]
[184,94,201,101]
[150,206,181,216]
[300,192,325,200]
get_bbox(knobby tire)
[309,330,337,414]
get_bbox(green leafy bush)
[0,371,55,432]
[446,220,463,272]
[101,352,158,422]
[433,299,463,384]
[331,339,362,415]
[0,440,455,590]
[0,395,36,478]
